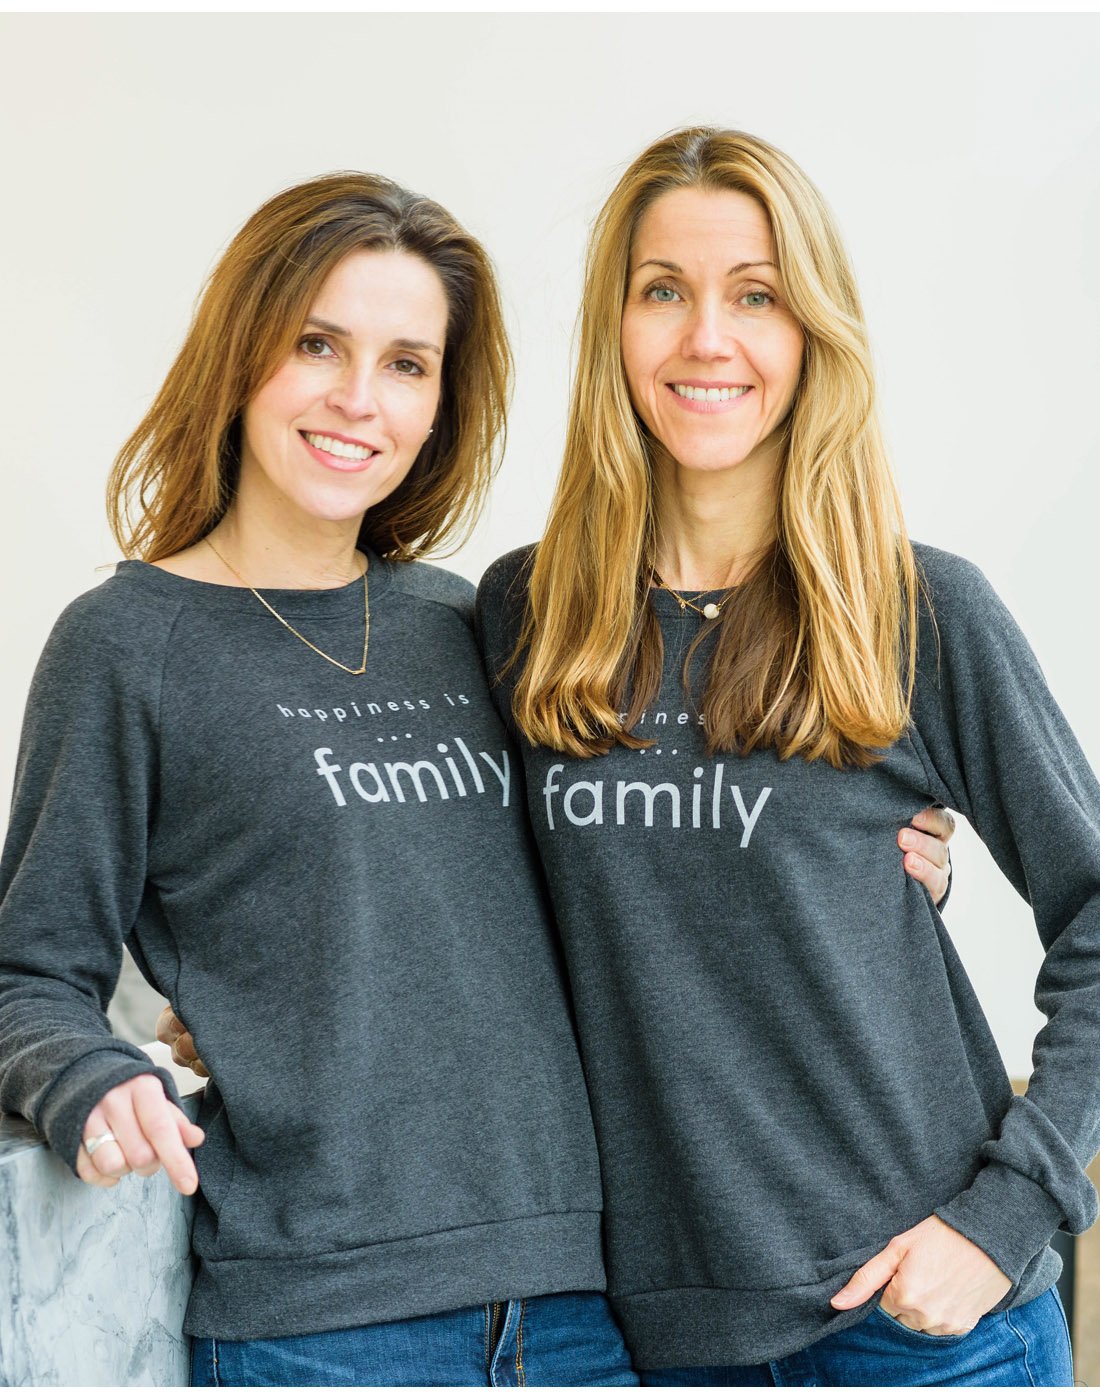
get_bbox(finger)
[173,1108,206,1150]
[879,1296,928,1332]
[80,1104,132,1180]
[75,1145,122,1188]
[99,1088,163,1179]
[155,1005,185,1045]
[903,850,949,903]
[831,1240,905,1309]
[897,827,950,871]
[174,1032,198,1065]
[909,805,956,843]
[132,1081,200,1195]
[189,1057,211,1080]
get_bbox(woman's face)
[620,186,804,477]
[240,248,448,528]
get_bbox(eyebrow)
[632,259,776,277]
[303,317,442,357]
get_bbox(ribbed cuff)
[37,1046,183,1172]
[935,1161,1066,1282]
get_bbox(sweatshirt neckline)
[116,550,392,617]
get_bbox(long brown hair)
[108,172,511,561]
[512,127,919,768]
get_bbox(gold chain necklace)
[652,572,736,621]
[205,538,370,676]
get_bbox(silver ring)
[83,1131,118,1157]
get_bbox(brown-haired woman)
[0,173,639,1386]
[475,128,1094,1385]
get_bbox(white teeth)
[673,384,751,402]
[305,432,372,461]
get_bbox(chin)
[669,444,755,475]
[298,478,401,521]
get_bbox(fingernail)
[899,830,913,848]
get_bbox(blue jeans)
[190,1289,639,1386]
[642,1285,1073,1386]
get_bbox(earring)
[426,427,434,437]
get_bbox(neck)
[652,442,780,590]
[208,491,365,590]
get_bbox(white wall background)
[2,13,1099,1075]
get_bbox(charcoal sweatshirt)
[475,541,1100,1369]
[0,555,605,1341]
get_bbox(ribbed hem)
[612,1245,1063,1370]
[184,1208,605,1341]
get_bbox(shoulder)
[378,556,476,623]
[910,540,1019,643]
[42,565,184,667]
[911,541,995,611]
[909,541,1041,700]
[474,544,538,653]
[23,566,184,730]
[476,545,537,618]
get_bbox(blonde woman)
[475,128,1093,1385]
[0,173,637,1386]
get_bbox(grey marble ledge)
[0,1044,206,1386]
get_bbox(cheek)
[763,330,805,403]
[620,321,655,412]
[396,385,440,446]
[244,369,306,441]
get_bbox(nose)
[681,298,737,363]
[325,361,379,421]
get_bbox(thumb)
[830,1239,905,1310]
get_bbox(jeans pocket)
[872,1305,973,1345]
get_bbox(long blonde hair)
[512,127,919,768]
[108,172,511,562]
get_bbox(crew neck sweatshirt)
[0,554,605,1341]
[475,541,1100,1370]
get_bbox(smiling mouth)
[670,384,753,403]
[300,430,379,462]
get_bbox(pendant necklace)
[205,537,370,676]
[652,572,736,621]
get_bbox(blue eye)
[646,283,681,303]
[742,291,774,309]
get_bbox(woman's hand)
[77,1072,205,1195]
[156,1004,210,1079]
[898,805,955,904]
[830,1214,1011,1335]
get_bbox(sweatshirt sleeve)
[908,547,1100,1282]
[0,586,182,1173]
